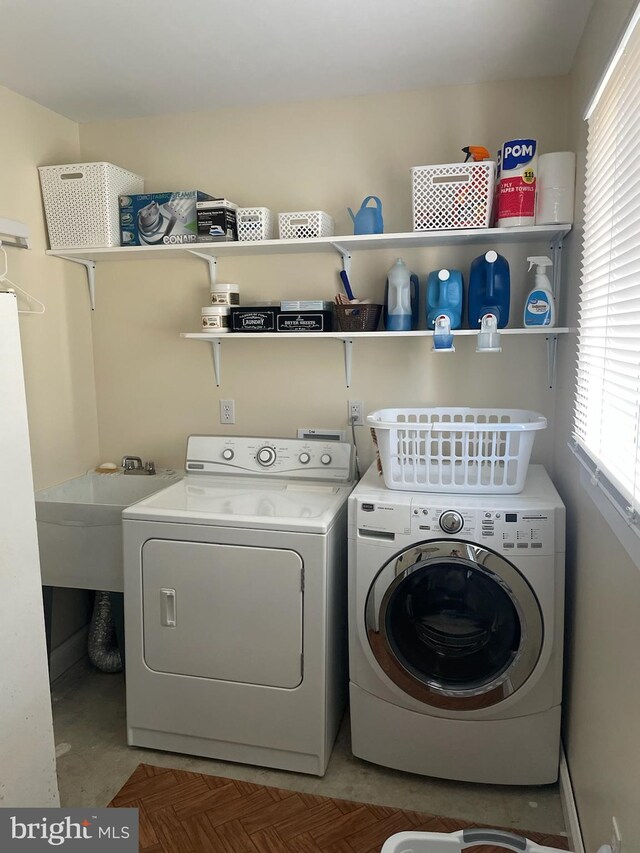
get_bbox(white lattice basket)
[367,407,546,494]
[237,207,274,241]
[38,162,144,249]
[278,210,334,239]
[412,161,496,231]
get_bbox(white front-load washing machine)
[348,463,565,785]
[123,435,354,776]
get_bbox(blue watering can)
[348,196,384,235]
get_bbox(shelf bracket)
[187,251,217,288]
[207,338,222,387]
[546,334,558,389]
[57,256,96,310]
[549,235,564,303]
[330,243,352,279]
[342,338,353,388]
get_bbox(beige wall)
[79,77,569,473]
[555,1,640,851]
[0,84,99,647]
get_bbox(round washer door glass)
[366,541,543,710]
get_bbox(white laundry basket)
[38,161,144,249]
[367,407,546,494]
[382,828,566,853]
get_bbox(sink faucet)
[121,456,156,475]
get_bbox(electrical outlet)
[220,399,235,424]
[348,400,364,426]
[612,817,622,853]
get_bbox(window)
[574,6,640,530]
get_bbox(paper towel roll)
[536,152,576,224]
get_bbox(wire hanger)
[0,241,45,315]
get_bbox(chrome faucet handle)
[145,461,156,475]
[122,455,143,470]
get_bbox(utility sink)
[36,469,182,592]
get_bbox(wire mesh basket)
[367,407,547,493]
[335,303,382,332]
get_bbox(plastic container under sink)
[36,469,181,592]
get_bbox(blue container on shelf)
[384,258,419,331]
[426,268,464,329]
[468,250,510,328]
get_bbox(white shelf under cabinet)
[181,328,571,389]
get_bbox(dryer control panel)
[185,435,353,482]
[410,503,556,556]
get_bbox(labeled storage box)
[237,207,274,241]
[278,210,334,239]
[196,198,238,243]
[277,306,333,332]
[412,161,496,230]
[367,407,546,493]
[230,305,280,332]
[119,190,216,246]
[38,162,144,249]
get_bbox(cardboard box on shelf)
[119,190,215,246]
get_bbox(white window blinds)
[574,10,640,519]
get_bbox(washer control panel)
[409,502,556,555]
[185,435,353,482]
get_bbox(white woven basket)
[367,407,546,494]
[38,162,144,249]
[412,161,496,231]
[237,207,274,241]
[382,829,566,853]
[278,210,334,239]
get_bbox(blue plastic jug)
[468,250,510,328]
[348,196,384,235]
[426,268,464,330]
[384,258,419,331]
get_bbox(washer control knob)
[439,510,464,535]
[222,448,234,461]
[299,452,311,465]
[257,446,276,467]
[320,453,332,466]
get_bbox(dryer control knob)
[439,510,464,535]
[222,448,234,461]
[320,453,332,465]
[299,452,311,465]
[257,446,276,467]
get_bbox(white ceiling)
[0,0,593,123]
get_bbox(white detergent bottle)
[524,256,555,327]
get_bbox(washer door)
[366,540,543,710]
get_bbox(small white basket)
[38,161,144,249]
[237,207,274,241]
[278,210,334,240]
[367,407,546,494]
[412,161,496,231]
[382,828,565,853]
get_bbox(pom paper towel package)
[496,139,538,227]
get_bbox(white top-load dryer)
[348,463,565,785]
[123,435,354,776]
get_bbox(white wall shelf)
[181,328,571,389]
[47,224,570,310]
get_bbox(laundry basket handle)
[462,830,529,851]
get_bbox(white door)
[142,539,304,688]
[0,292,59,806]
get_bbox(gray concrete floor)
[52,661,566,836]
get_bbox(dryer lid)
[123,475,353,533]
